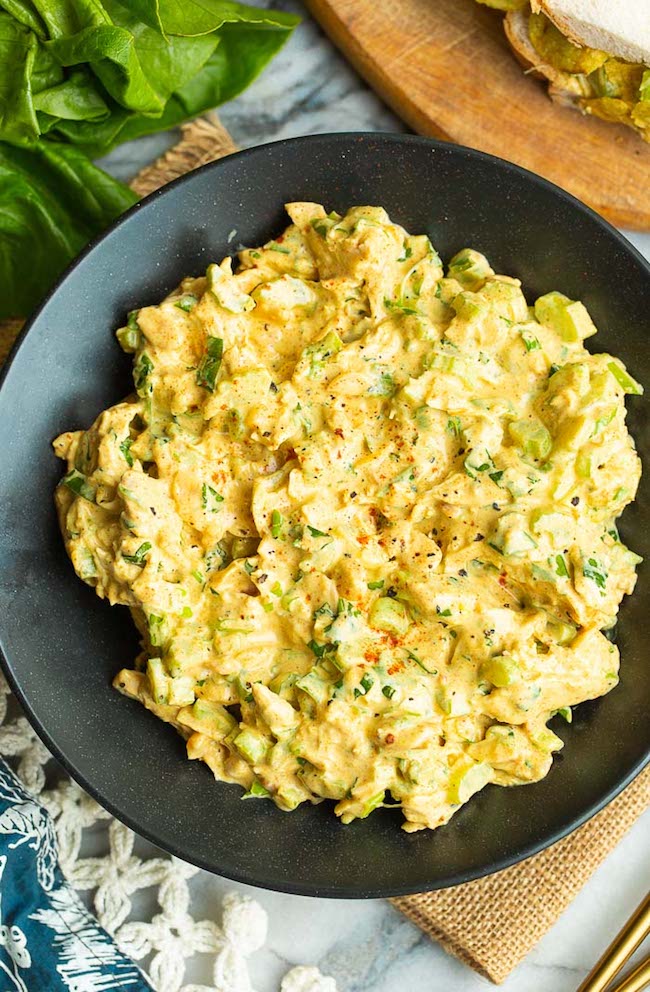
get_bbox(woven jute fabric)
[394,766,650,983]
[2,113,648,986]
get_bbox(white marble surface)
[100,3,650,988]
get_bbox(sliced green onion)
[520,329,541,352]
[271,509,283,539]
[116,311,142,353]
[119,437,134,467]
[122,541,152,567]
[196,336,223,392]
[175,294,198,312]
[354,673,374,698]
[62,469,96,502]
[133,352,154,394]
[202,483,224,513]
[583,557,607,591]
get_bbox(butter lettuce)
[0,0,298,317]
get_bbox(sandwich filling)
[54,203,642,832]
[478,0,650,139]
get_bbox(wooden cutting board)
[305,0,650,230]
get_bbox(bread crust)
[532,0,650,65]
[503,7,649,141]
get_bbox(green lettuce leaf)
[0,0,47,38]
[47,17,295,156]
[0,13,40,143]
[153,0,298,36]
[0,0,298,316]
[0,140,138,317]
[33,69,109,121]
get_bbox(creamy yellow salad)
[54,203,643,832]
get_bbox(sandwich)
[476,0,650,141]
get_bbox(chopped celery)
[234,728,270,765]
[482,280,528,323]
[167,677,196,707]
[534,292,597,342]
[77,545,97,580]
[447,759,492,805]
[549,621,577,645]
[555,706,573,723]
[447,248,493,291]
[242,781,270,800]
[607,361,643,395]
[576,449,592,478]
[368,597,410,636]
[147,613,168,648]
[190,699,237,736]
[276,785,305,810]
[508,419,552,461]
[531,509,574,547]
[206,264,255,313]
[359,791,385,819]
[232,536,259,559]
[295,671,329,704]
[593,408,616,435]
[640,70,650,101]
[451,291,486,322]
[481,655,520,688]
[147,658,168,705]
[589,64,618,98]
[271,510,283,538]
[490,514,537,557]
[305,330,342,374]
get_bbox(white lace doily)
[0,673,337,992]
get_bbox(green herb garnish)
[122,542,152,567]
[196,336,223,392]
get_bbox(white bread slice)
[504,9,588,96]
[531,0,650,66]
[504,8,648,140]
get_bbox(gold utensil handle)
[577,891,650,992]
[609,956,650,992]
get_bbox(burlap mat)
[2,114,648,985]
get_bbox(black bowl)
[1,134,648,898]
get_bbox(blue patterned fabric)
[0,757,153,991]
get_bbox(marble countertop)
[101,3,650,988]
